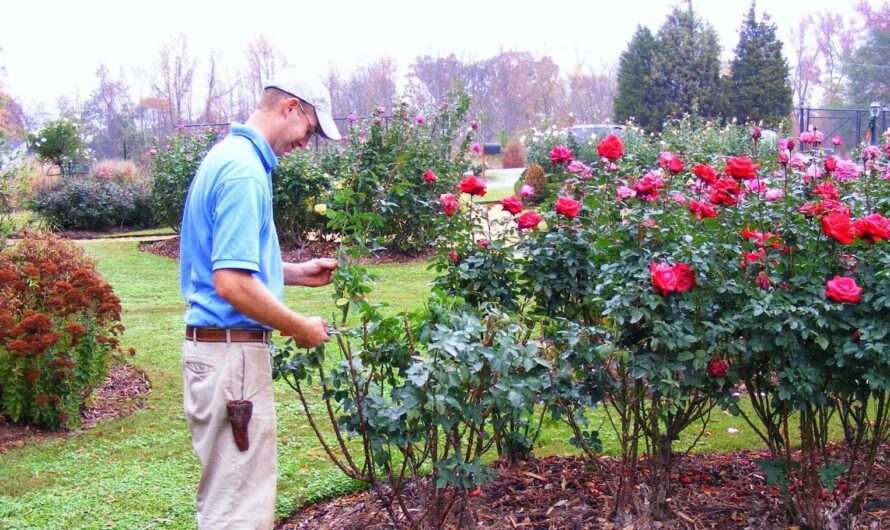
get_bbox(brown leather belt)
[185,326,272,343]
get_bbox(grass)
[0,240,846,529]
[99,227,177,239]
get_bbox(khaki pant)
[182,339,277,529]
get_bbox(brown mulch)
[141,236,434,265]
[0,363,151,453]
[277,448,890,530]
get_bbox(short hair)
[257,87,297,111]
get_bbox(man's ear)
[281,98,297,117]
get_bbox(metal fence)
[174,115,394,152]
[795,104,888,154]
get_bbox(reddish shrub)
[502,138,527,169]
[0,231,126,429]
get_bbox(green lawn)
[0,240,839,529]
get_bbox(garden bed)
[278,448,890,530]
[0,362,151,453]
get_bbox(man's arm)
[283,258,338,287]
[213,269,329,348]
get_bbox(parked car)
[563,124,625,142]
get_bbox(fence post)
[855,111,861,145]
[798,101,805,136]
[881,106,887,138]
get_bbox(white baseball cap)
[265,69,342,141]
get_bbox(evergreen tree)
[729,1,793,126]
[649,6,724,129]
[613,26,660,130]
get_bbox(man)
[179,69,341,529]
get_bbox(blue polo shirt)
[179,122,282,329]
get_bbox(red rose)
[854,213,890,243]
[814,181,839,200]
[709,178,740,206]
[439,193,460,217]
[448,251,459,265]
[423,168,438,183]
[500,195,525,215]
[596,134,624,160]
[688,200,718,220]
[649,262,677,296]
[633,173,664,202]
[692,164,717,185]
[825,275,862,304]
[819,199,851,216]
[707,358,729,378]
[554,197,582,218]
[823,156,837,173]
[549,145,574,165]
[457,175,487,196]
[822,211,855,245]
[667,157,685,175]
[725,157,760,180]
[516,210,542,230]
[476,239,490,248]
[755,271,770,290]
[751,127,762,140]
[799,201,820,218]
[673,263,696,292]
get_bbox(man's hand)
[284,258,338,287]
[284,315,330,348]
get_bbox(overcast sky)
[1,0,869,118]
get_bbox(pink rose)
[764,189,784,201]
[519,184,535,198]
[439,193,460,217]
[549,145,574,165]
[616,185,636,201]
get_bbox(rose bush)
[317,91,476,255]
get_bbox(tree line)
[0,1,887,161]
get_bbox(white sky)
[0,0,868,118]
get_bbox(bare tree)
[566,66,617,125]
[338,57,398,115]
[531,57,566,125]
[149,34,196,128]
[789,16,820,107]
[245,35,287,108]
[406,54,467,107]
[197,52,228,123]
[813,11,856,106]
